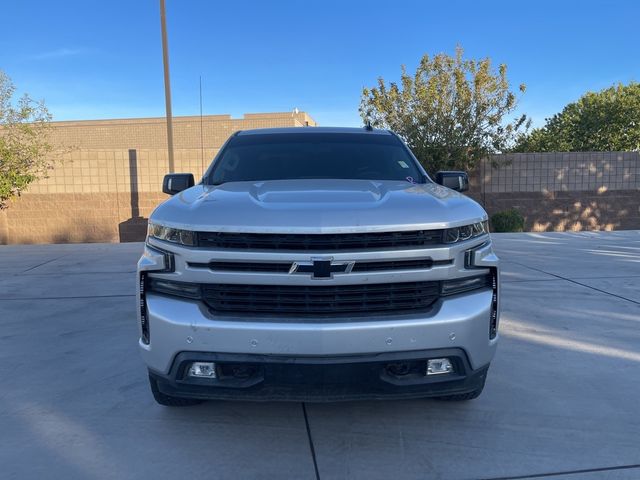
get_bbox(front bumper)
[140,287,498,375]
[150,349,489,402]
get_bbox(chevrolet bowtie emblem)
[289,257,355,279]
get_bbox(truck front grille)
[202,281,441,316]
[196,230,444,250]
[189,258,453,273]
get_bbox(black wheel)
[149,375,204,407]
[435,375,486,401]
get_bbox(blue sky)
[1,0,639,128]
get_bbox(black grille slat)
[202,282,440,315]
[352,259,434,271]
[204,283,439,296]
[204,291,437,303]
[197,230,444,250]
[206,262,291,273]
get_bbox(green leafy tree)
[0,71,53,209]
[360,47,528,173]
[515,82,640,152]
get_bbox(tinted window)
[206,133,424,184]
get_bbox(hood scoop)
[250,180,385,204]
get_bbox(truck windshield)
[206,132,425,184]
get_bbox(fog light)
[427,358,453,375]
[188,362,217,378]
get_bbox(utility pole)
[199,76,204,175]
[159,0,175,173]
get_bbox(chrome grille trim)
[187,258,453,273]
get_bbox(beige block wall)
[1,112,316,244]
[3,119,639,244]
[468,152,640,231]
[480,152,639,193]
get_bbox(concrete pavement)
[0,232,639,480]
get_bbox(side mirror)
[162,173,195,195]
[435,171,469,192]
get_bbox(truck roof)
[236,126,392,136]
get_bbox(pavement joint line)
[18,270,137,276]
[509,261,640,305]
[502,279,564,283]
[19,253,71,274]
[502,274,640,283]
[562,274,640,280]
[0,294,135,301]
[476,463,640,480]
[301,403,321,480]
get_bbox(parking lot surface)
[1,231,639,480]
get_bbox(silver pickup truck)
[137,127,499,405]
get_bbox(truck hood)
[150,179,488,233]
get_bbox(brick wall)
[0,112,316,244]
[2,123,638,244]
[467,152,640,231]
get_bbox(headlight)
[443,221,489,244]
[147,223,196,246]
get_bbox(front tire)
[149,375,204,407]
